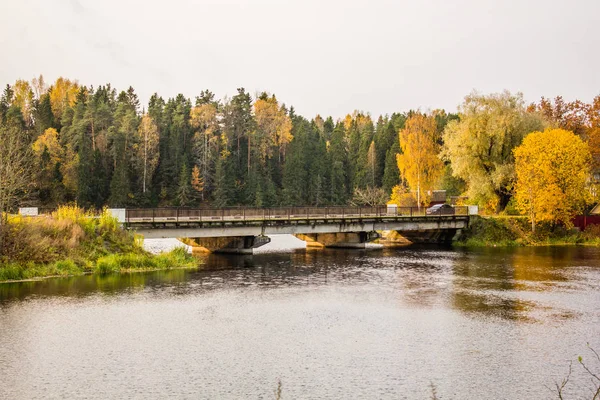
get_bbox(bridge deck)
[125,206,469,226]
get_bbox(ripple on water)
[1,242,599,399]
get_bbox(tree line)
[1,75,599,230]
[0,75,456,210]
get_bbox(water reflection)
[0,269,193,302]
[1,245,600,399]
[3,246,600,324]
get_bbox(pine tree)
[328,123,348,204]
[176,162,192,207]
[108,131,130,207]
[282,117,309,205]
[383,139,401,194]
[212,155,231,207]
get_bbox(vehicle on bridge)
[426,204,455,216]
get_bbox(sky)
[1,0,599,118]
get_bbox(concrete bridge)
[124,206,471,254]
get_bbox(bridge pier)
[294,232,380,249]
[182,235,271,254]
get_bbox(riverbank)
[455,215,600,247]
[0,207,198,283]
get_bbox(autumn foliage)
[396,113,443,208]
[514,129,591,232]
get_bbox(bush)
[456,216,520,246]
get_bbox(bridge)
[124,206,471,254]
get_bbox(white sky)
[1,0,599,118]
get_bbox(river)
[1,237,599,399]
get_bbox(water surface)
[1,243,599,399]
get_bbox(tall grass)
[1,206,198,282]
[94,247,196,274]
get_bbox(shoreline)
[3,240,598,284]
[0,263,201,284]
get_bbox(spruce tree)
[176,162,192,207]
[382,139,401,195]
[328,123,348,204]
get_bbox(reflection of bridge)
[125,206,470,254]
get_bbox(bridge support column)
[181,235,271,254]
[294,231,380,249]
[396,229,460,244]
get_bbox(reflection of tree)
[450,248,528,320]
[0,269,192,303]
[511,247,571,289]
[450,247,590,320]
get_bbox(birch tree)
[135,114,159,194]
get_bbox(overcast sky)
[1,0,599,118]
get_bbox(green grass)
[0,206,198,282]
[0,248,197,282]
[94,248,196,275]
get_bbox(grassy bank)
[0,206,198,282]
[455,215,600,247]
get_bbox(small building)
[428,190,447,206]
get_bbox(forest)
[1,75,599,230]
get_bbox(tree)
[514,128,591,232]
[191,165,204,202]
[351,186,387,206]
[367,140,376,187]
[529,96,589,137]
[32,128,65,203]
[253,94,292,166]
[12,80,34,126]
[327,123,349,204]
[442,91,545,212]
[382,138,401,194]
[0,122,32,248]
[49,77,79,124]
[176,163,192,207]
[212,146,234,207]
[31,74,47,100]
[190,103,218,198]
[396,113,444,209]
[587,95,600,171]
[389,185,417,207]
[135,114,159,194]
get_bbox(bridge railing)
[125,205,469,223]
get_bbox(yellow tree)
[190,103,219,193]
[31,128,66,201]
[253,95,292,167]
[32,128,64,164]
[12,80,34,125]
[396,113,444,209]
[514,128,591,232]
[191,165,205,201]
[49,77,79,122]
